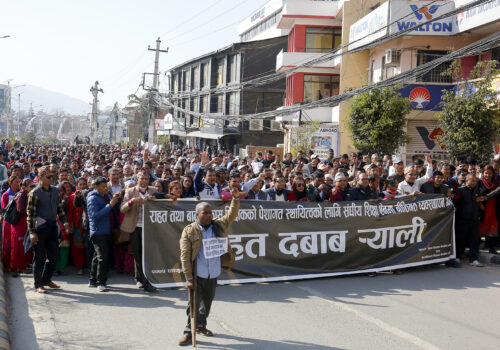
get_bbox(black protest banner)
[143,194,455,288]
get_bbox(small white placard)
[203,237,228,259]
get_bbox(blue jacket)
[87,189,113,236]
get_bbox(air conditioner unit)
[385,49,400,65]
[270,121,282,131]
[249,119,263,131]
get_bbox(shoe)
[36,287,47,294]
[469,260,484,267]
[88,280,97,288]
[196,327,213,336]
[97,285,108,292]
[77,269,84,275]
[44,281,61,289]
[178,335,192,346]
[144,284,157,293]
[11,271,20,277]
[136,281,144,289]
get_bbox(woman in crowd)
[67,177,88,274]
[168,180,183,200]
[1,175,21,275]
[9,179,35,276]
[478,164,498,254]
[287,178,308,202]
[181,176,195,198]
[55,180,73,274]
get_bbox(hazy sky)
[0,0,265,109]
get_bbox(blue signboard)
[398,84,454,111]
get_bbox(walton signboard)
[390,0,456,36]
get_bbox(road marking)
[299,285,442,350]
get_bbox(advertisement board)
[390,0,456,36]
[310,123,339,158]
[349,1,389,49]
[398,84,454,111]
[455,0,500,32]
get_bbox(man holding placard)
[178,187,240,346]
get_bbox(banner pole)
[190,261,197,347]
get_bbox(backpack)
[4,194,21,225]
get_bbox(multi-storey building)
[343,0,500,161]
[273,0,343,157]
[238,0,288,42]
[166,36,287,153]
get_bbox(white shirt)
[397,162,433,195]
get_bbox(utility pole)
[90,81,103,144]
[17,93,22,137]
[146,37,168,147]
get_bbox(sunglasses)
[46,175,55,180]
[296,183,305,187]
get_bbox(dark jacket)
[265,188,290,201]
[457,185,480,222]
[420,182,449,196]
[306,184,326,202]
[87,190,113,236]
[347,185,378,201]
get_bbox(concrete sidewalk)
[0,260,10,350]
[479,251,500,265]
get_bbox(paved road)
[6,263,500,350]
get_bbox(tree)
[20,131,38,145]
[438,60,500,162]
[347,85,410,155]
[40,135,58,145]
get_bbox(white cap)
[335,173,346,181]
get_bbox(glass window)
[173,75,178,93]
[303,75,340,103]
[227,55,237,83]
[211,95,223,113]
[305,27,341,53]
[192,66,199,90]
[417,50,452,83]
[200,95,208,114]
[226,92,237,115]
[200,63,208,88]
[216,61,224,86]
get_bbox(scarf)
[481,177,497,190]
[294,189,307,200]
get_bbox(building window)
[305,27,341,53]
[227,55,238,83]
[417,50,452,83]
[382,50,400,80]
[216,61,224,86]
[226,92,237,115]
[182,71,191,91]
[201,63,208,88]
[200,95,208,114]
[211,94,223,113]
[303,75,340,103]
[240,11,280,42]
[173,75,178,93]
[192,66,199,90]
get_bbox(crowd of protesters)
[1,140,499,293]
